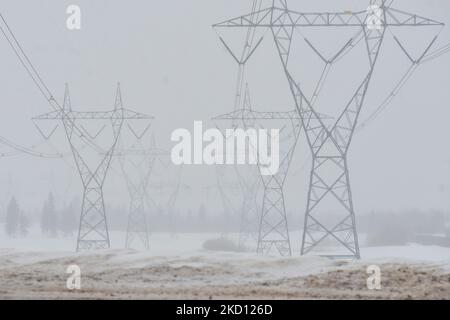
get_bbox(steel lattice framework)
[214,0,444,258]
[207,167,258,241]
[34,84,152,251]
[235,167,260,251]
[215,85,302,256]
[117,137,171,250]
[122,156,153,250]
[167,170,182,237]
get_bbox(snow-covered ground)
[0,228,449,299]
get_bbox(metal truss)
[122,154,152,250]
[208,167,248,239]
[117,137,168,250]
[34,83,153,251]
[214,2,443,28]
[229,60,265,250]
[144,164,188,236]
[234,167,261,251]
[214,0,444,258]
[203,167,256,241]
[167,169,182,237]
[212,162,261,250]
[215,1,287,253]
[215,85,302,256]
[213,131,261,251]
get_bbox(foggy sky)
[0,0,449,220]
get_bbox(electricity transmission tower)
[215,85,302,256]
[203,169,240,236]
[214,0,444,258]
[219,0,265,251]
[225,90,262,249]
[205,167,259,242]
[215,169,239,237]
[145,161,186,236]
[34,84,152,251]
[234,166,261,251]
[167,169,183,237]
[1,12,154,251]
[117,135,170,250]
[121,152,153,250]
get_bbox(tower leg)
[238,190,259,250]
[255,118,300,256]
[125,197,149,250]
[301,155,360,258]
[257,184,292,256]
[77,183,110,251]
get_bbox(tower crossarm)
[214,108,300,121]
[113,148,169,157]
[33,108,153,121]
[214,6,443,29]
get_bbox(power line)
[0,12,104,153]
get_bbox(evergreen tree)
[5,197,20,236]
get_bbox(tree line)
[4,193,78,237]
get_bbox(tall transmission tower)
[203,169,241,236]
[116,135,170,250]
[214,1,270,252]
[214,0,444,258]
[34,84,153,251]
[234,165,261,251]
[121,152,153,250]
[215,0,266,251]
[214,85,302,256]
[167,168,183,237]
[204,167,258,241]
[0,12,145,251]
[144,161,189,235]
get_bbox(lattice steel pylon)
[214,0,444,258]
[167,167,183,237]
[212,165,260,247]
[208,168,242,237]
[117,136,169,250]
[34,83,152,251]
[121,153,153,249]
[215,85,302,256]
[221,0,267,251]
[235,166,260,251]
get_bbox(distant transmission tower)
[122,154,153,250]
[117,135,169,250]
[34,84,152,251]
[215,85,301,256]
[215,1,281,253]
[119,137,169,250]
[203,169,240,237]
[234,166,260,251]
[1,12,152,251]
[167,169,182,237]
[214,0,444,258]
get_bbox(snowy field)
[0,229,449,299]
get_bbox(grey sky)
[0,0,449,219]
